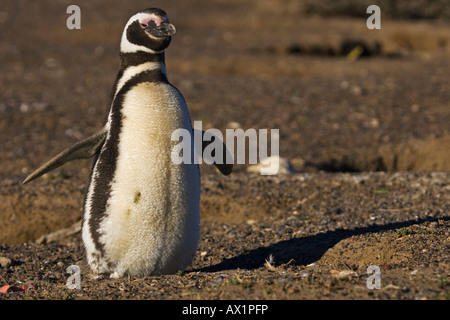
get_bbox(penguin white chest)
[97,82,200,277]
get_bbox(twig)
[264,254,277,271]
[35,220,82,244]
[0,273,9,285]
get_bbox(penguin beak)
[146,22,177,38]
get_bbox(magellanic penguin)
[23,8,232,278]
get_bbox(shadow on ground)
[198,216,450,272]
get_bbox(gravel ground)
[0,0,449,301]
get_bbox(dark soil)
[0,0,449,300]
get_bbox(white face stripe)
[120,12,166,54]
[114,62,167,97]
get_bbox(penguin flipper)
[22,128,107,184]
[197,130,233,176]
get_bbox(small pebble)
[212,276,224,285]
[429,221,438,229]
[19,103,29,113]
[227,121,242,129]
[247,156,294,175]
[0,257,12,268]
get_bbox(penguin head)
[120,8,176,54]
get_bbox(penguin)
[23,8,232,278]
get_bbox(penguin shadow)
[196,216,449,272]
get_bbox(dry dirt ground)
[0,0,449,301]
